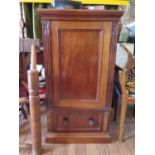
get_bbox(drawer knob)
[88,118,95,126]
[63,118,69,126]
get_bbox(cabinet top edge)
[38,9,123,20]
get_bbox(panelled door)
[50,21,112,109]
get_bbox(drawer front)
[52,110,102,132]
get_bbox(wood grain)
[59,29,100,100]
[27,45,41,155]
[19,105,135,155]
[38,9,123,21]
[38,9,123,143]
[52,110,102,132]
[46,132,111,144]
[51,21,112,110]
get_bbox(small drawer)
[52,110,102,132]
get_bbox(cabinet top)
[38,9,123,21]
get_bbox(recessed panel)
[59,30,102,99]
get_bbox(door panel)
[51,21,112,109]
[59,29,100,99]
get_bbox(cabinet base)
[46,132,111,143]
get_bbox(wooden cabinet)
[38,9,123,143]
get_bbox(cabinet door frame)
[50,21,112,109]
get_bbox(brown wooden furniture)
[38,9,123,143]
[118,46,135,141]
[27,45,42,155]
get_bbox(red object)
[19,81,46,97]
[39,87,46,95]
[19,82,28,97]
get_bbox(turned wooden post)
[28,44,41,155]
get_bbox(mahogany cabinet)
[38,9,123,143]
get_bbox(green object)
[104,5,118,10]
[32,3,46,39]
[23,3,50,39]
[119,28,128,42]
[23,3,33,38]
